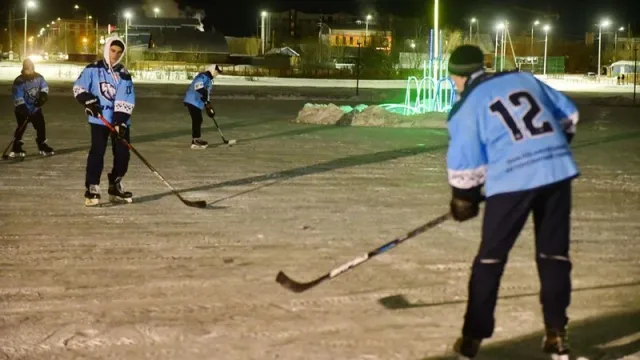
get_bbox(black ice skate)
[453,336,481,360]
[542,328,570,360]
[8,140,26,158]
[191,138,208,149]
[37,140,55,156]
[84,184,101,207]
[108,173,133,204]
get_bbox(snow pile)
[293,103,448,128]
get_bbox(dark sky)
[1,0,639,41]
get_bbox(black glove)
[114,122,127,139]
[34,92,48,107]
[205,103,215,118]
[84,96,102,117]
[450,197,480,222]
[565,132,574,144]
[15,104,30,118]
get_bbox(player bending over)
[73,36,135,206]
[445,45,579,360]
[9,58,54,157]
[183,64,222,149]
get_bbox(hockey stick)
[276,212,452,293]
[211,116,236,145]
[96,114,207,208]
[2,116,30,160]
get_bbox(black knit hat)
[448,45,484,76]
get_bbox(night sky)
[1,0,639,41]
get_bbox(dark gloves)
[450,186,483,222]
[34,92,48,107]
[565,133,574,144]
[84,96,102,117]
[205,102,215,118]
[114,122,127,139]
[15,104,30,118]
[112,112,130,140]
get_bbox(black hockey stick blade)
[181,198,207,208]
[276,212,452,293]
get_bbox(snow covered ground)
[0,96,639,360]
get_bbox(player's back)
[463,71,579,196]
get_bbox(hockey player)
[183,64,222,149]
[445,45,579,360]
[73,36,135,206]
[9,58,54,157]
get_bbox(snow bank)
[293,103,448,128]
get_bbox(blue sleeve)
[40,76,49,93]
[536,79,579,135]
[73,65,94,104]
[113,70,135,124]
[194,74,209,101]
[446,98,487,196]
[12,78,25,107]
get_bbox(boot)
[108,173,133,203]
[453,336,482,359]
[9,140,26,158]
[84,184,101,207]
[542,328,570,360]
[37,139,55,156]
[191,138,208,149]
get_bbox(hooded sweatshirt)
[73,36,135,126]
[183,64,219,110]
[13,59,49,114]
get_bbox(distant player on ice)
[183,64,222,149]
[73,36,135,206]
[9,58,54,158]
[445,45,579,360]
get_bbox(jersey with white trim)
[72,60,135,126]
[13,73,48,113]
[446,71,580,197]
[183,72,213,109]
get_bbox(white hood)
[103,35,126,67]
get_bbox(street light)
[365,14,372,46]
[469,17,476,42]
[23,0,36,59]
[124,11,132,66]
[531,20,540,56]
[597,19,611,81]
[615,26,625,52]
[543,25,551,75]
[153,7,160,18]
[260,10,268,55]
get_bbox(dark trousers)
[185,103,203,138]
[85,123,130,188]
[462,179,573,339]
[14,109,46,144]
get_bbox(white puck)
[228,140,237,145]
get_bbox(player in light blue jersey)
[8,59,54,157]
[445,45,579,360]
[183,64,222,149]
[73,36,136,206]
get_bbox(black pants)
[14,109,46,144]
[462,179,573,339]
[185,102,203,138]
[85,123,130,188]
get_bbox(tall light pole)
[153,7,160,18]
[124,11,132,66]
[469,18,476,43]
[615,26,624,52]
[495,23,503,70]
[260,11,267,55]
[531,20,539,56]
[598,19,611,81]
[433,0,439,60]
[365,14,372,46]
[23,0,36,59]
[543,25,550,75]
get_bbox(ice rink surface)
[0,94,639,360]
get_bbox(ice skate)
[108,173,133,204]
[84,185,101,207]
[453,337,481,360]
[543,328,570,360]
[191,138,208,149]
[8,140,26,158]
[37,140,55,156]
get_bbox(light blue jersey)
[446,71,580,197]
[73,36,135,126]
[184,72,213,109]
[13,73,48,114]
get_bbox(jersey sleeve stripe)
[115,100,135,114]
[448,166,487,189]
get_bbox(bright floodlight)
[51,21,55,24]
[534,20,540,25]
[496,22,505,29]
[57,17,60,20]
[88,15,92,19]
[154,7,160,13]
[74,4,79,9]
[261,11,267,17]
[471,17,476,23]
[366,14,372,20]
[600,19,610,27]
[124,11,132,19]
[543,25,551,32]
[410,42,416,48]
[26,1,36,8]
[619,26,625,31]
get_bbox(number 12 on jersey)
[490,91,554,142]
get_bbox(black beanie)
[111,40,125,50]
[448,45,484,76]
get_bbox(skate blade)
[109,195,133,204]
[39,151,55,156]
[85,198,101,207]
[551,355,570,360]
[190,144,208,149]
[8,152,26,158]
